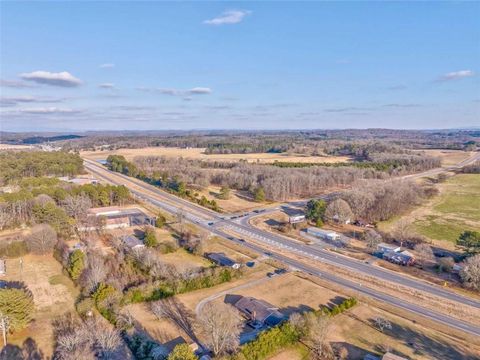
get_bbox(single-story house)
[383,250,415,266]
[377,243,401,253]
[122,235,145,250]
[234,296,285,329]
[306,227,340,241]
[206,252,240,269]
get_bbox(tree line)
[132,155,389,202]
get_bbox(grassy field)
[380,174,480,244]
[5,254,78,357]
[415,149,474,167]
[81,146,352,164]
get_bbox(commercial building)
[80,206,155,231]
[306,227,340,241]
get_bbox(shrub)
[320,297,357,316]
[68,249,85,281]
[0,240,28,258]
[0,287,34,338]
[241,322,300,360]
[76,297,94,317]
[144,228,158,248]
[168,343,198,360]
[155,214,167,228]
[93,283,120,324]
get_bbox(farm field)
[81,147,353,164]
[415,149,475,167]
[380,174,480,244]
[0,143,35,150]
[4,254,78,357]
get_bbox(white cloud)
[0,96,36,107]
[438,70,475,81]
[98,83,116,89]
[0,79,36,88]
[137,87,212,96]
[204,10,251,25]
[99,63,115,68]
[187,87,212,95]
[0,95,65,107]
[20,107,79,114]
[20,71,83,87]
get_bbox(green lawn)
[414,217,475,243]
[433,175,480,221]
[413,174,480,243]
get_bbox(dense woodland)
[0,151,84,185]
[0,177,130,236]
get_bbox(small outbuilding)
[122,235,145,250]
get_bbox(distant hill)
[0,133,84,144]
[20,134,84,144]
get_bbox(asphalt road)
[83,156,480,336]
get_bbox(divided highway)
[83,157,480,336]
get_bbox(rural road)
[83,154,480,337]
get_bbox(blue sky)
[1,1,479,131]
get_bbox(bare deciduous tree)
[392,218,413,245]
[27,224,57,254]
[87,317,121,359]
[34,194,55,207]
[198,302,242,356]
[304,312,333,360]
[414,243,434,265]
[62,194,92,221]
[288,312,307,336]
[0,205,12,230]
[80,252,107,293]
[325,199,354,224]
[373,316,392,332]
[460,254,480,291]
[365,229,382,253]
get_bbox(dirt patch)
[162,249,212,272]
